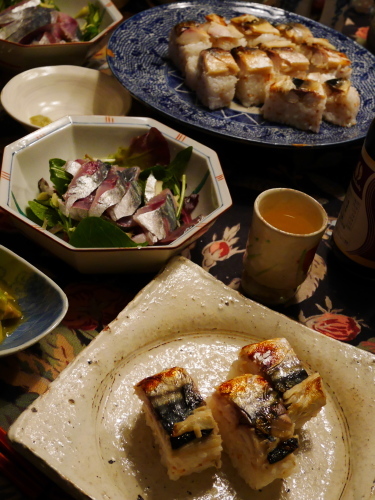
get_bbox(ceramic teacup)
[241,188,328,305]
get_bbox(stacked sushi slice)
[169,13,360,132]
[134,367,222,480]
[135,337,326,491]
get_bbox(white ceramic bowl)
[0,115,232,274]
[0,245,68,357]
[1,65,132,131]
[0,0,123,73]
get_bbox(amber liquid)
[261,199,322,235]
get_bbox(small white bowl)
[0,0,123,73]
[0,245,68,357]
[1,65,132,131]
[0,115,232,274]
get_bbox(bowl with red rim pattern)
[0,115,232,274]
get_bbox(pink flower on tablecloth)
[201,224,245,270]
[299,296,366,342]
[304,312,361,341]
[62,283,131,331]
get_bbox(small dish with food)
[0,115,232,274]
[0,0,123,72]
[0,245,68,357]
[1,65,132,131]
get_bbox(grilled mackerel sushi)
[202,13,246,50]
[135,367,222,480]
[276,22,314,45]
[231,14,283,48]
[196,47,239,109]
[168,20,211,84]
[238,338,327,428]
[322,78,360,127]
[262,76,327,133]
[231,46,274,106]
[300,43,352,79]
[263,46,310,79]
[209,374,298,490]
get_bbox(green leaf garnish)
[49,158,72,196]
[69,217,147,248]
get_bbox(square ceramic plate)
[8,257,375,499]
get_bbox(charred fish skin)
[209,374,298,490]
[135,367,222,480]
[239,338,308,393]
[238,338,327,429]
[216,374,295,442]
[136,367,212,449]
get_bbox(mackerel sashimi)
[28,127,205,248]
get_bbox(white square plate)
[8,257,375,499]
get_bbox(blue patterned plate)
[0,245,68,356]
[107,0,375,148]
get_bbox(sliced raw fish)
[64,159,84,177]
[89,167,127,218]
[59,194,95,221]
[133,189,178,244]
[63,160,110,212]
[106,169,143,221]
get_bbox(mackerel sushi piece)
[322,78,360,127]
[135,367,222,480]
[196,47,239,110]
[209,374,298,490]
[262,76,327,133]
[169,20,211,90]
[283,372,327,429]
[238,338,327,428]
[133,188,178,244]
[238,338,309,393]
[231,46,274,106]
[230,14,282,48]
[300,43,352,79]
[202,13,246,50]
[275,22,314,45]
[263,46,310,78]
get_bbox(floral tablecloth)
[0,1,375,499]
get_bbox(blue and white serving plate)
[107,0,375,148]
[0,245,68,356]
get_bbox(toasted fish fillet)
[196,47,239,109]
[135,367,222,480]
[283,372,327,428]
[276,22,314,45]
[209,374,298,490]
[168,20,211,75]
[322,78,360,127]
[231,46,274,106]
[264,46,310,78]
[262,76,327,133]
[300,43,352,78]
[231,14,281,48]
[202,13,246,50]
[238,338,327,428]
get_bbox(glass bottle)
[332,117,375,279]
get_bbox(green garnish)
[76,3,104,41]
